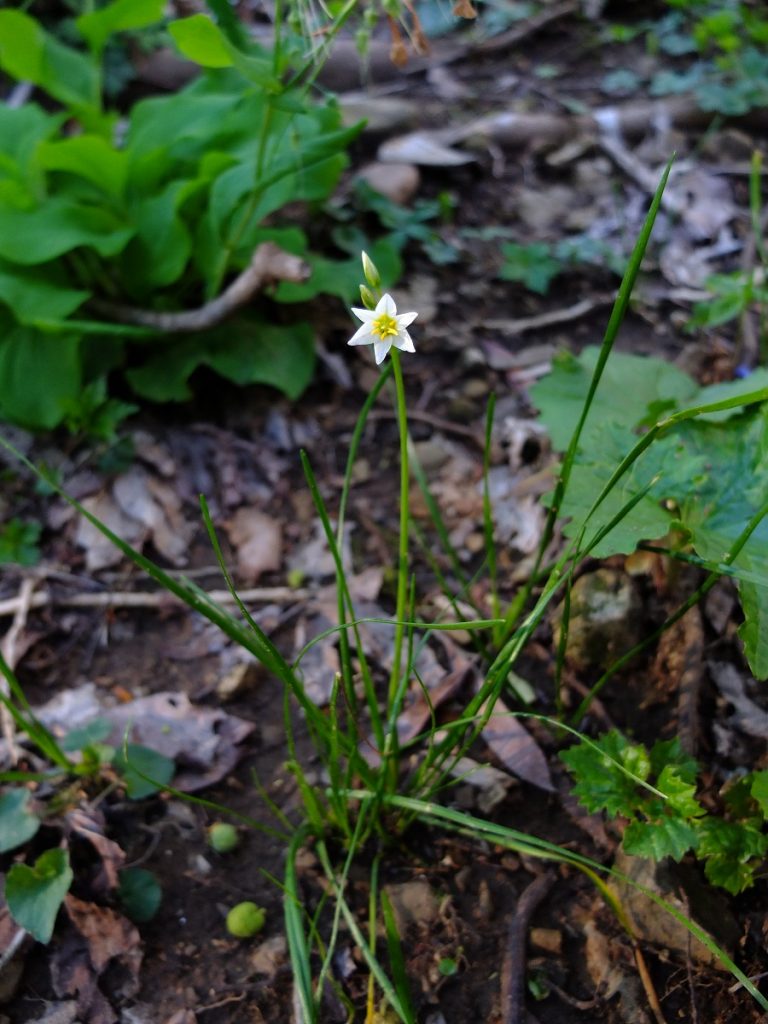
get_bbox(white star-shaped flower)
[348,293,417,365]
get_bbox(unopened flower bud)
[361,251,381,289]
[359,284,377,310]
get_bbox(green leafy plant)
[532,347,768,680]
[611,1,768,114]
[498,236,623,295]
[0,5,383,432]
[562,730,768,894]
[0,519,42,566]
[0,670,170,941]
[3,163,768,1016]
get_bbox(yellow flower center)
[372,313,399,339]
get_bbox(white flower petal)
[348,322,376,345]
[396,311,418,328]
[374,339,392,364]
[395,330,415,353]
[351,306,377,323]
[378,294,397,316]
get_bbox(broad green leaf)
[0,199,132,265]
[121,185,192,293]
[531,347,698,450]
[37,137,127,202]
[6,848,73,943]
[0,105,61,176]
[0,789,40,853]
[118,867,162,922]
[61,718,112,753]
[0,327,82,430]
[169,14,234,67]
[275,237,403,304]
[697,819,768,893]
[750,771,768,819]
[693,369,768,422]
[0,260,89,326]
[623,817,698,861]
[77,0,165,55]
[112,744,174,800]
[126,317,316,402]
[0,519,41,567]
[0,11,99,113]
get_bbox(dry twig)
[0,576,38,761]
[88,243,309,333]
[0,584,308,620]
[500,871,556,1024]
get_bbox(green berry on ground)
[208,822,239,853]
[226,901,266,938]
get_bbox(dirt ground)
[3,3,768,1023]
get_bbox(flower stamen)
[372,313,399,340]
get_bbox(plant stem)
[388,350,410,710]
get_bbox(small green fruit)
[208,823,239,853]
[226,901,266,938]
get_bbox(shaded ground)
[3,4,768,1024]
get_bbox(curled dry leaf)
[225,507,283,583]
[480,698,554,792]
[65,807,125,891]
[75,466,194,571]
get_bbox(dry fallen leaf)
[225,507,282,583]
[480,698,554,791]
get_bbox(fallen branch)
[0,577,38,761]
[484,296,614,336]
[500,871,556,1024]
[88,243,310,333]
[0,584,309,620]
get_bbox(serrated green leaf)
[118,867,162,922]
[561,731,649,816]
[0,789,41,853]
[623,816,698,861]
[656,765,705,817]
[6,848,73,943]
[0,519,41,567]
[648,737,698,783]
[112,744,174,800]
[704,855,757,894]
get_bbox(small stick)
[484,297,614,337]
[0,926,27,973]
[0,577,37,761]
[0,584,309,619]
[88,243,309,333]
[633,944,668,1024]
[500,871,556,1024]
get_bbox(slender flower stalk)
[346,253,418,753]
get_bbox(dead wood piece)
[484,296,613,336]
[650,606,704,756]
[500,871,556,1024]
[0,577,37,762]
[88,243,309,333]
[0,584,309,620]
